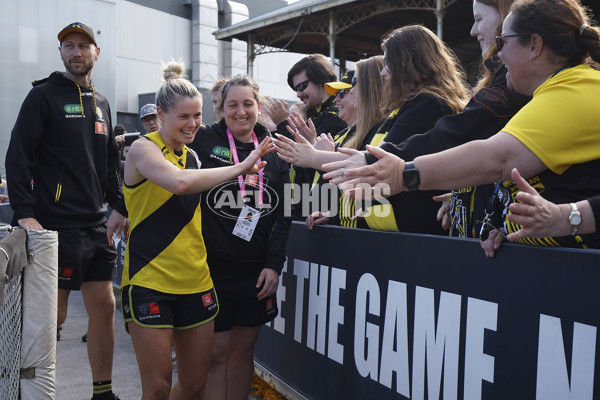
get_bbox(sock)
[92,380,112,399]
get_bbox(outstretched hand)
[243,136,275,174]
[287,113,317,144]
[264,97,290,126]
[333,145,406,199]
[321,147,364,184]
[505,168,567,241]
[273,132,316,167]
[314,133,335,152]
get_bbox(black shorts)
[57,226,117,290]
[212,272,278,333]
[121,285,219,332]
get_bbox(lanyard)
[226,129,263,205]
[479,182,502,240]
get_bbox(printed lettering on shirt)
[64,104,82,114]
[212,146,231,159]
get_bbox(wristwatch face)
[403,162,420,191]
[570,213,582,225]
[404,169,419,189]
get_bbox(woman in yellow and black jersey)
[188,75,292,400]
[120,62,273,399]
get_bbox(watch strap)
[403,161,420,191]
[569,203,581,236]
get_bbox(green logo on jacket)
[212,146,230,158]
[64,104,83,114]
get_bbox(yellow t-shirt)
[502,64,600,174]
[121,132,213,294]
[501,65,600,248]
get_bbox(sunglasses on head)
[293,79,310,93]
[495,33,531,51]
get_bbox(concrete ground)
[54,287,278,400]
[55,288,144,399]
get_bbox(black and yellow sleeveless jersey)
[122,131,212,294]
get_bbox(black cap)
[58,22,97,46]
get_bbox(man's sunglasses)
[495,33,531,51]
[293,79,310,93]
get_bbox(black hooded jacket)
[5,72,124,229]
[189,119,291,275]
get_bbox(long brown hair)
[474,0,517,91]
[381,25,470,115]
[344,55,385,150]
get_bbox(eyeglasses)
[337,88,350,99]
[293,79,310,93]
[495,33,531,51]
[351,76,357,86]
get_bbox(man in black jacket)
[5,22,125,400]
[265,54,347,218]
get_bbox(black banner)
[255,222,600,400]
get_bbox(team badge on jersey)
[95,122,107,134]
[202,293,214,307]
[245,174,258,187]
[149,303,160,314]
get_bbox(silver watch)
[568,203,582,236]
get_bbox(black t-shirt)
[358,93,457,234]
[502,161,600,249]
[189,120,291,274]
[366,62,531,238]
[588,196,600,234]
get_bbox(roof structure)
[235,0,289,18]
[214,0,479,70]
